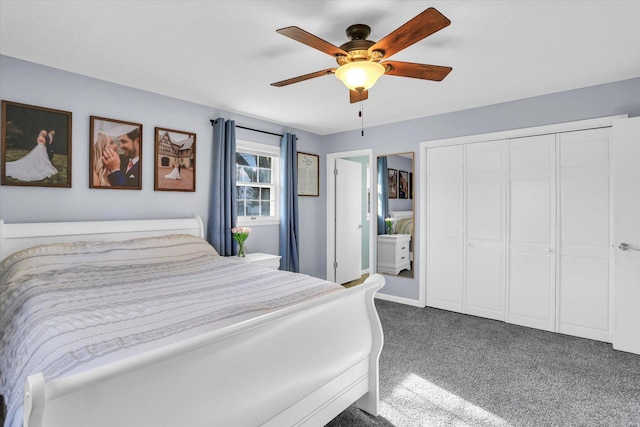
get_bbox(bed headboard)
[0,216,204,261]
[390,210,413,221]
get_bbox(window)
[235,140,280,225]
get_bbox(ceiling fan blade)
[383,61,452,81]
[369,7,450,59]
[350,89,369,103]
[276,26,349,58]
[271,68,336,87]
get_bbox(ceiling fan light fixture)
[335,61,385,92]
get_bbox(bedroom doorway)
[326,149,375,284]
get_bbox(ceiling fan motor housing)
[338,24,378,64]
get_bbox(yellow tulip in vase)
[231,226,251,257]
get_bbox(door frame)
[326,149,375,283]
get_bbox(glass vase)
[386,225,393,235]
[237,242,246,257]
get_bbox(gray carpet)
[326,299,640,426]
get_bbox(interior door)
[335,158,362,284]
[612,117,640,355]
[507,134,557,332]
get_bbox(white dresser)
[377,234,411,275]
[233,253,281,269]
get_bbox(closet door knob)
[619,242,640,252]
[545,248,553,253]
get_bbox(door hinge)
[334,168,338,176]
[334,261,338,269]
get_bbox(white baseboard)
[375,292,425,308]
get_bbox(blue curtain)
[207,118,237,256]
[377,156,389,235]
[279,133,300,272]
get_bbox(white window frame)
[236,140,280,226]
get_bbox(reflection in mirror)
[376,152,414,278]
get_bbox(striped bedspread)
[0,234,343,427]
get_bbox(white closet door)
[427,145,464,312]
[558,128,612,342]
[508,134,557,331]
[464,140,506,320]
[612,117,640,355]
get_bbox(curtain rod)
[210,119,283,137]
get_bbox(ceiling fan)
[271,7,453,103]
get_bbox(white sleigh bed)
[0,217,384,427]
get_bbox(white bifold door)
[426,124,617,343]
[426,141,505,321]
[465,141,506,321]
[426,145,464,312]
[557,128,612,342]
[507,134,557,332]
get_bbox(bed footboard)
[23,274,384,427]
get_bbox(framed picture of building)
[1,100,72,187]
[90,116,142,190]
[154,127,196,192]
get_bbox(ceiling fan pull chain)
[360,101,364,136]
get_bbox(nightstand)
[377,234,411,275]
[234,252,281,269]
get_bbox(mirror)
[376,152,414,278]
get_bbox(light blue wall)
[0,55,327,278]
[2,54,639,302]
[322,77,640,301]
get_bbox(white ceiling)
[1,1,639,135]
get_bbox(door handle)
[358,224,363,229]
[618,242,640,252]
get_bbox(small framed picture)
[388,168,398,199]
[409,172,413,199]
[154,127,196,192]
[399,170,409,199]
[1,100,72,187]
[297,152,319,196]
[90,116,142,190]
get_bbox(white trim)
[375,292,424,308]
[235,139,280,224]
[236,139,279,155]
[420,115,628,149]
[326,149,375,283]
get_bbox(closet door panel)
[464,141,505,320]
[427,145,464,312]
[509,252,555,327]
[466,247,503,319]
[558,128,612,342]
[560,256,610,340]
[508,134,556,332]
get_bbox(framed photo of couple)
[1,100,72,188]
[90,116,142,190]
[154,127,196,192]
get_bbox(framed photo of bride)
[154,127,196,192]
[1,100,72,188]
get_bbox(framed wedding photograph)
[1,100,72,187]
[154,127,196,192]
[297,152,319,196]
[90,116,142,190]
[388,168,398,199]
